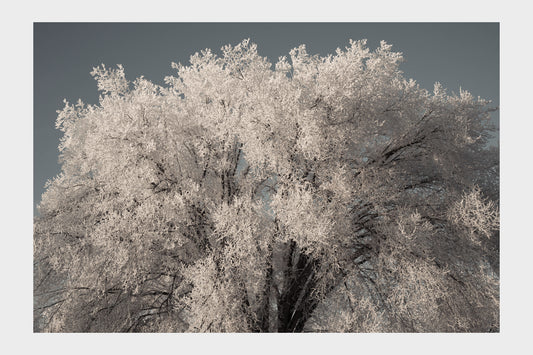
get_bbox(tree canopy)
[34,39,499,332]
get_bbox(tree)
[34,39,499,332]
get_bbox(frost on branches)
[34,39,499,332]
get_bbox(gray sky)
[34,23,499,215]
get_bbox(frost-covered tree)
[34,39,499,332]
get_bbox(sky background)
[34,22,499,215]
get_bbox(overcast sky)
[34,22,499,215]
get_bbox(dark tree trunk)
[277,247,318,332]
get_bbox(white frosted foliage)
[34,39,499,333]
